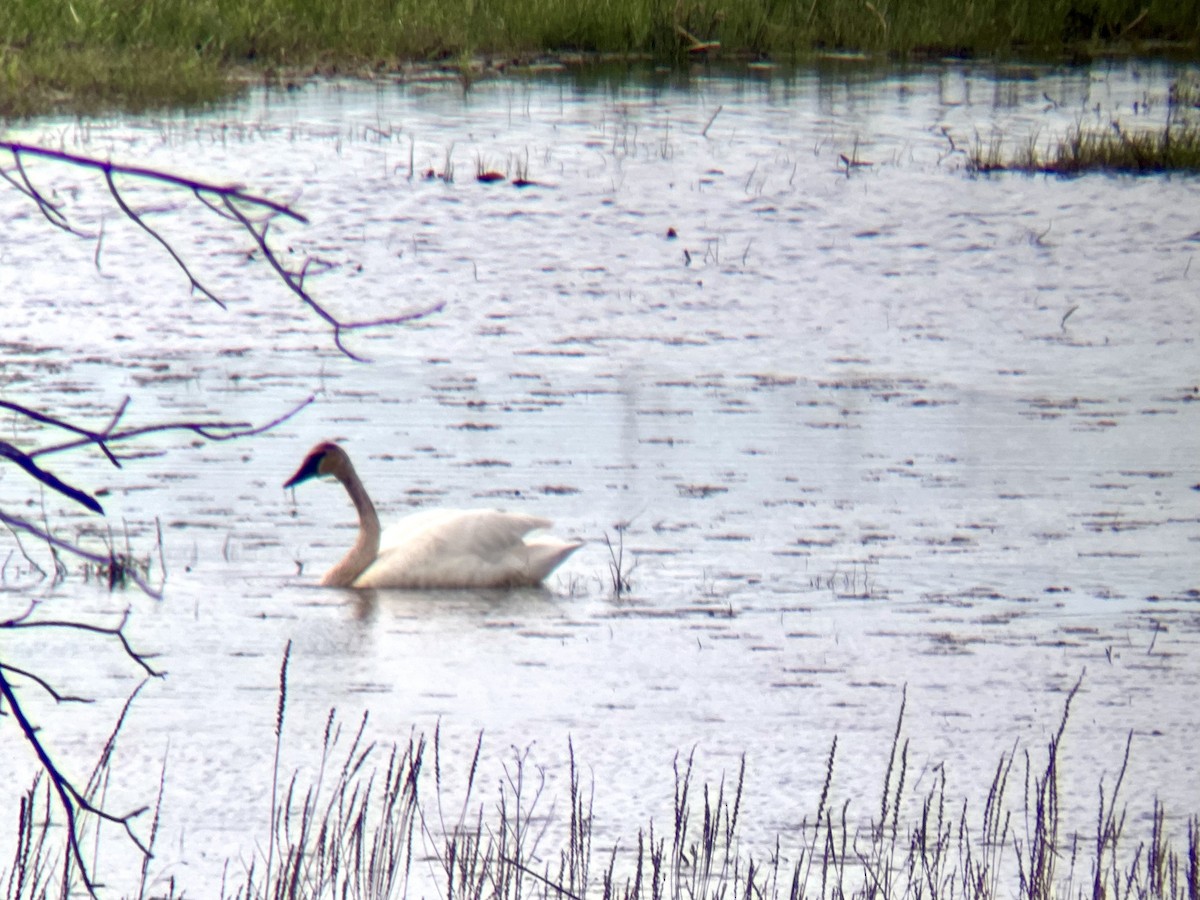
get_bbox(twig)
[2,140,443,360]
[0,441,104,514]
[0,663,96,704]
[221,196,445,361]
[0,667,151,899]
[0,390,125,465]
[28,394,314,459]
[1,606,164,678]
[1,142,305,222]
[0,149,87,236]
[103,167,227,308]
[701,105,724,139]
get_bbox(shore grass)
[5,679,1200,900]
[0,45,229,117]
[2,0,1200,117]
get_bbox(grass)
[968,72,1200,175]
[2,0,1200,117]
[5,673,1200,900]
[969,119,1200,175]
[0,45,230,117]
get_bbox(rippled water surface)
[2,60,1198,896]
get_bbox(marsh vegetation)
[968,73,1200,173]
[6,671,1199,900]
[2,41,1196,900]
[2,0,1200,116]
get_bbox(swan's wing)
[379,508,552,554]
[357,509,573,589]
[379,508,476,549]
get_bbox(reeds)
[230,680,1198,900]
[968,120,1200,175]
[5,674,1198,900]
[968,75,1200,175]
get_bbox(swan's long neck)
[321,460,381,587]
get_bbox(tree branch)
[27,393,314,459]
[103,166,227,308]
[0,667,152,898]
[2,141,305,222]
[221,196,445,362]
[0,394,310,523]
[0,441,104,514]
[0,397,126,467]
[1,139,444,360]
[0,662,96,705]
[1,606,164,679]
[0,147,88,236]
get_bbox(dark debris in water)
[676,483,729,498]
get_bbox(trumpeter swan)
[284,441,582,589]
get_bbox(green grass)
[2,0,1200,116]
[0,44,231,116]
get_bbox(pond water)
[1,59,1198,897]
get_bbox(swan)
[284,441,582,589]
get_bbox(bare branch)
[0,394,307,514]
[0,441,104,514]
[1,141,306,222]
[0,395,125,466]
[2,139,444,359]
[103,166,228,308]
[222,195,445,362]
[0,662,96,705]
[28,393,314,459]
[0,147,90,236]
[0,667,148,899]
[2,607,163,679]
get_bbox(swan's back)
[355,508,581,589]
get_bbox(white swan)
[284,441,582,589]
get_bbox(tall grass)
[3,0,1200,115]
[5,676,1198,900]
[5,0,1196,60]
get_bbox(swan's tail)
[524,537,584,583]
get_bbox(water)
[1,59,1198,897]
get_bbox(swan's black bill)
[284,450,324,488]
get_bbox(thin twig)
[221,195,445,361]
[2,140,443,360]
[1,142,306,222]
[103,167,227,308]
[2,607,164,678]
[28,394,314,459]
[0,668,150,899]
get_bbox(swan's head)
[284,441,348,489]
